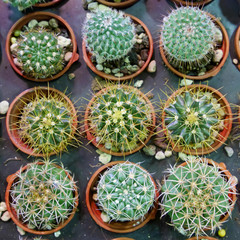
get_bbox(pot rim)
[170,0,213,7]
[95,0,139,8]
[234,25,240,71]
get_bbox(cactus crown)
[164,87,225,150]
[97,162,156,222]
[10,161,77,230]
[161,7,217,70]
[83,9,135,62]
[160,159,236,237]
[88,85,154,153]
[4,0,40,10]
[16,29,65,79]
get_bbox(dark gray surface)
[0,0,240,239]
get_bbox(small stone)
[38,21,49,28]
[143,145,156,156]
[140,49,149,61]
[224,146,234,157]
[164,150,172,158]
[96,64,104,71]
[28,19,38,29]
[0,202,7,212]
[68,73,75,80]
[178,152,197,162]
[49,18,58,28]
[101,212,110,222]
[135,25,145,34]
[120,67,128,74]
[88,2,98,11]
[153,140,168,149]
[136,39,142,44]
[134,80,144,88]
[96,56,105,64]
[112,68,120,74]
[233,58,238,65]
[99,153,112,164]
[92,193,98,201]
[104,68,111,74]
[105,142,112,150]
[1,211,10,221]
[147,60,156,73]
[13,58,23,68]
[54,231,61,238]
[214,27,223,44]
[138,60,145,67]
[138,33,146,39]
[98,4,111,11]
[10,37,17,44]
[198,67,206,76]
[114,73,124,78]
[57,36,71,47]
[124,57,130,64]
[213,49,223,63]
[142,36,149,48]
[10,43,18,54]
[64,52,72,62]
[155,151,165,160]
[17,226,25,236]
[180,79,193,86]
[130,65,140,72]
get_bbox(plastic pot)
[6,86,78,157]
[5,161,79,235]
[84,85,156,156]
[234,25,240,70]
[6,11,79,82]
[82,14,153,81]
[162,84,232,155]
[159,12,229,80]
[86,161,159,233]
[95,0,138,8]
[34,0,62,7]
[170,0,213,7]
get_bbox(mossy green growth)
[4,0,40,10]
[97,162,155,221]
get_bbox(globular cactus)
[87,85,154,153]
[16,30,65,79]
[161,7,217,71]
[10,161,78,230]
[160,158,236,237]
[163,87,225,150]
[97,162,156,221]
[3,0,40,10]
[82,9,135,63]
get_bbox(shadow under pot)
[5,161,79,235]
[159,6,229,80]
[234,25,240,71]
[86,161,159,233]
[6,11,79,82]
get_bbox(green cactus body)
[88,86,153,153]
[16,30,65,79]
[4,0,40,10]
[164,88,224,149]
[161,159,235,237]
[97,162,155,221]
[83,9,135,63]
[10,161,77,230]
[161,7,217,71]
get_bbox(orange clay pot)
[187,237,218,240]
[84,85,156,156]
[162,84,232,155]
[112,238,135,240]
[34,0,62,7]
[95,0,138,8]
[170,0,213,7]
[5,162,79,235]
[82,14,153,81]
[6,11,79,82]
[86,161,159,233]
[159,13,229,80]
[234,25,240,71]
[6,87,78,157]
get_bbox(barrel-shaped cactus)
[97,162,156,222]
[3,0,40,10]
[160,158,236,237]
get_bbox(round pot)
[95,0,138,8]
[34,0,62,7]
[170,0,213,7]
[6,11,79,82]
[162,84,232,155]
[84,85,156,156]
[86,161,159,233]
[234,25,240,71]
[6,86,78,157]
[159,12,229,80]
[82,14,153,81]
[5,162,79,235]
[187,237,218,240]
[112,238,135,240]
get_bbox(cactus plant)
[3,0,41,10]
[97,162,156,222]
[9,161,78,231]
[85,85,155,155]
[160,158,236,237]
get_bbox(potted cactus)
[159,6,229,80]
[170,0,213,7]
[5,161,78,235]
[160,158,237,238]
[187,237,218,240]
[84,85,156,156]
[162,84,232,155]
[234,25,240,70]
[6,86,79,157]
[86,161,159,233]
[95,0,139,8]
[6,11,79,82]
[82,8,153,81]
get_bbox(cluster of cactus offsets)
[82,9,135,63]
[16,30,65,79]
[18,89,77,156]
[160,159,236,237]
[97,162,156,221]
[3,0,40,10]
[164,87,225,150]
[88,86,153,153]
[10,161,78,230]
[161,7,217,71]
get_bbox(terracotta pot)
[6,86,78,157]
[170,0,213,7]
[112,238,135,240]
[82,14,153,81]
[34,0,62,8]
[95,0,138,8]
[159,13,229,80]
[5,12,79,82]
[86,161,159,233]
[84,85,156,156]
[5,162,79,235]
[234,25,240,71]
[162,84,232,155]
[187,237,218,240]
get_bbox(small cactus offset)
[161,7,217,71]
[160,158,236,237]
[97,162,156,221]
[3,0,40,10]
[10,161,78,230]
[82,9,135,63]
[87,85,154,153]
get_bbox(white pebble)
[180,79,193,86]
[13,58,23,67]
[57,36,71,47]
[17,226,25,236]
[213,49,223,63]
[136,39,142,44]
[0,101,9,114]
[147,60,156,73]
[233,58,238,65]
[64,52,73,62]
[214,28,223,44]
[54,231,61,237]
[99,153,111,165]
[164,150,172,158]
[0,202,7,212]
[101,212,110,222]
[138,33,146,39]
[10,43,18,53]
[224,146,234,157]
[155,151,165,160]
[134,80,144,88]
[92,193,98,201]
[1,211,10,221]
